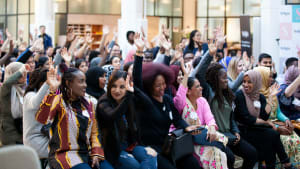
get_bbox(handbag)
[162,129,194,164]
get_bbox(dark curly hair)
[142,63,175,96]
[206,62,234,109]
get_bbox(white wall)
[260,0,283,73]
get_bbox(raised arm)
[24,83,49,110]
[0,40,13,66]
[285,75,300,98]
[35,62,61,124]
[98,26,109,54]
[173,66,191,113]
[96,93,133,127]
[228,71,244,92]
[133,33,145,90]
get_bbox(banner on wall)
[240,16,252,57]
[279,5,300,64]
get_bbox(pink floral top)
[173,84,217,128]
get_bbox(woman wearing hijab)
[85,67,106,107]
[278,65,300,121]
[0,62,31,145]
[234,70,295,169]
[254,66,300,168]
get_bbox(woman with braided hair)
[193,39,257,169]
[35,64,108,169]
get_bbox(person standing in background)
[38,25,53,52]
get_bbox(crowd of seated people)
[0,23,299,169]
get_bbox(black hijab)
[86,67,106,99]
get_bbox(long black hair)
[206,62,234,109]
[98,70,140,166]
[25,68,48,95]
[86,67,106,99]
[187,30,202,52]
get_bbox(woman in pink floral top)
[173,67,228,169]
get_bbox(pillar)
[118,0,148,59]
[35,0,55,43]
[260,0,282,73]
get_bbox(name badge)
[82,110,90,118]
[253,101,261,109]
[292,98,300,106]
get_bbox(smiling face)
[177,70,183,84]
[98,74,106,89]
[242,75,254,94]
[112,57,121,70]
[219,69,228,90]
[110,78,126,103]
[68,71,87,99]
[111,45,121,57]
[259,58,272,68]
[237,60,244,74]
[193,31,201,43]
[152,75,166,98]
[187,79,203,99]
[79,61,88,73]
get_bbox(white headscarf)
[4,62,25,119]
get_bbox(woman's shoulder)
[235,89,244,98]
[197,97,209,104]
[85,93,98,105]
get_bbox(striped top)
[36,92,104,169]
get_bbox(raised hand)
[66,28,75,42]
[126,75,134,92]
[30,38,44,52]
[103,25,110,35]
[269,83,281,97]
[61,47,72,63]
[161,37,172,51]
[208,39,217,56]
[85,36,94,45]
[134,33,145,52]
[6,28,12,40]
[47,58,61,92]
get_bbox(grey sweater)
[23,83,49,158]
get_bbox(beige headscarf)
[254,66,278,119]
[4,62,25,119]
[242,70,262,118]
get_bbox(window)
[18,0,29,14]
[226,18,240,42]
[156,0,172,16]
[69,0,121,14]
[196,18,207,31]
[55,0,67,13]
[197,0,207,17]
[197,0,261,44]
[208,18,224,39]
[208,0,224,17]
[245,0,260,16]
[226,0,243,16]
[7,0,17,14]
[147,0,155,16]
[18,15,29,42]
[30,0,35,13]
[7,16,17,38]
[0,0,5,14]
